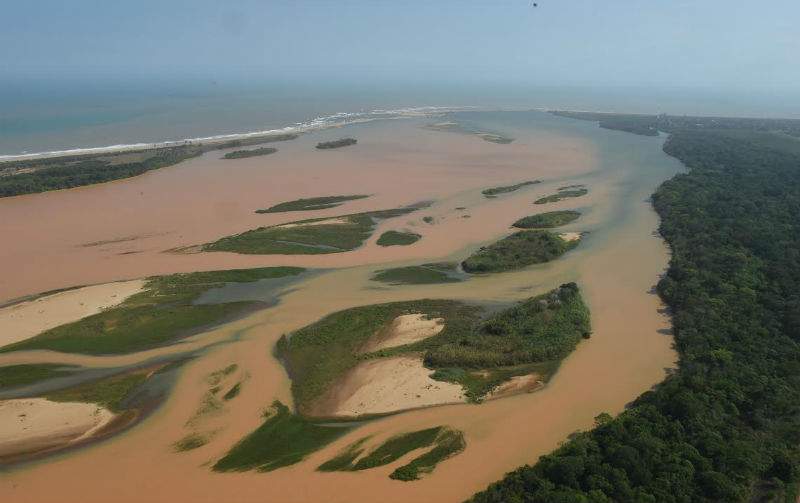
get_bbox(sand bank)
[559,232,582,242]
[0,398,114,459]
[318,357,465,417]
[0,280,145,348]
[366,313,444,352]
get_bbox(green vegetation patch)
[46,370,149,412]
[174,433,209,452]
[0,364,76,390]
[0,267,304,355]
[462,230,579,273]
[371,263,462,285]
[376,230,422,247]
[256,194,369,213]
[318,426,466,481]
[316,138,357,149]
[512,210,581,229]
[482,180,541,197]
[278,283,589,412]
[222,147,277,159]
[203,206,423,255]
[534,188,589,204]
[213,401,352,472]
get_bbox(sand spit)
[0,398,115,460]
[0,280,145,348]
[559,232,582,242]
[320,357,465,417]
[275,217,350,229]
[367,313,445,352]
[486,374,543,400]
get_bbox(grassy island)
[204,205,425,255]
[277,283,590,413]
[371,263,463,285]
[255,194,369,213]
[213,401,352,472]
[222,147,277,159]
[461,230,579,273]
[0,267,304,355]
[319,426,466,480]
[315,138,357,149]
[376,230,421,246]
[0,364,77,390]
[0,134,298,197]
[482,180,541,197]
[513,210,581,229]
[534,188,589,204]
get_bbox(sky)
[2,0,799,93]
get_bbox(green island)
[512,210,581,229]
[425,122,514,144]
[461,230,579,273]
[203,205,424,255]
[255,194,369,213]
[470,119,800,502]
[315,138,357,149]
[213,401,353,472]
[277,283,589,412]
[0,134,298,198]
[371,263,463,285]
[482,180,541,197]
[0,267,304,355]
[318,426,466,481]
[534,187,589,204]
[0,363,77,390]
[376,230,421,246]
[222,147,277,159]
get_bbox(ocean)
[2,78,798,157]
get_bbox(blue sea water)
[1,78,797,156]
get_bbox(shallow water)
[0,111,684,502]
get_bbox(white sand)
[276,217,350,229]
[0,398,115,458]
[559,232,582,242]
[328,357,465,417]
[485,374,543,400]
[368,313,444,352]
[0,280,145,348]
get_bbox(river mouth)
[0,110,683,503]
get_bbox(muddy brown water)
[0,111,683,503]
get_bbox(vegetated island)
[276,283,590,419]
[425,122,515,144]
[513,210,581,229]
[0,133,298,198]
[534,187,589,204]
[461,230,580,273]
[376,230,422,246]
[256,194,369,213]
[315,138,357,149]
[470,117,800,502]
[318,425,466,481]
[203,203,429,255]
[482,180,541,197]
[371,263,464,285]
[222,147,277,159]
[0,267,304,355]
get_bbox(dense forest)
[470,122,800,502]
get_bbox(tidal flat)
[0,111,682,503]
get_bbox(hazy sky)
[2,0,799,91]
